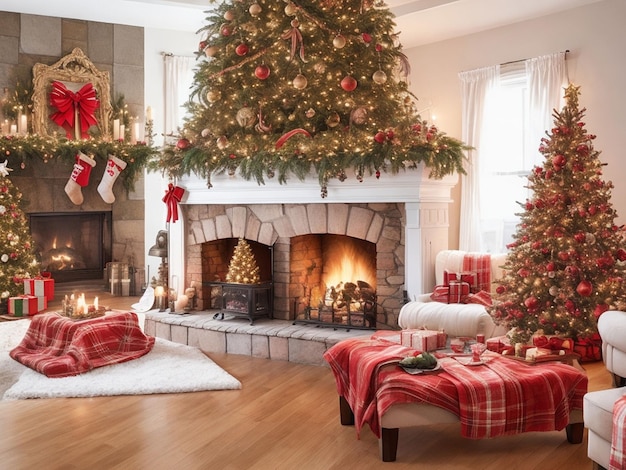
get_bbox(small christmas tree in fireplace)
[226,238,261,284]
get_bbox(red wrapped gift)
[24,277,55,302]
[465,290,493,306]
[444,270,477,291]
[574,334,602,362]
[532,335,574,354]
[8,295,47,316]
[448,280,470,303]
[430,285,450,303]
[400,329,439,352]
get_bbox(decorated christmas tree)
[0,161,40,307]
[226,238,261,284]
[155,0,468,196]
[490,85,626,344]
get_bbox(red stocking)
[64,151,96,205]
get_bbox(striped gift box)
[8,295,48,316]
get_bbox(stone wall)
[0,11,146,272]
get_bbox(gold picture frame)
[32,47,112,138]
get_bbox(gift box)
[400,329,439,352]
[448,280,470,303]
[24,277,55,302]
[444,270,476,289]
[430,285,450,303]
[532,335,574,354]
[8,295,47,316]
[436,331,448,349]
[574,334,602,362]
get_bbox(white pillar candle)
[131,122,139,144]
[146,106,152,121]
[9,123,17,134]
[119,124,125,141]
[113,119,120,140]
[18,114,27,135]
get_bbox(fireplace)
[166,165,458,329]
[29,212,112,282]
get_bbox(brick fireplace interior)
[201,233,379,328]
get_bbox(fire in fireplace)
[29,212,112,282]
[291,234,377,328]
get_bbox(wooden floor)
[0,282,613,469]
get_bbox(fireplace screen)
[29,212,112,282]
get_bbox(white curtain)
[163,54,195,137]
[525,52,569,168]
[458,66,499,251]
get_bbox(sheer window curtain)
[525,52,569,168]
[163,54,195,139]
[458,52,568,252]
[458,66,499,251]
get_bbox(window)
[459,52,568,253]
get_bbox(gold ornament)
[236,107,256,128]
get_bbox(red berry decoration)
[235,43,249,56]
[374,131,386,144]
[362,32,372,43]
[255,64,270,80]
[176,138,190,150]
[340,75,357,92]
[576,280,593,297]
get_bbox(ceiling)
[0,0,604,48]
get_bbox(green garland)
[0,134,158,192]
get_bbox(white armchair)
[398,250,508,339]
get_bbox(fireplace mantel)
[167,164,458,309]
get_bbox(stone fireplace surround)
[167,165,458,330]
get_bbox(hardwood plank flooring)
[0,282,613,469]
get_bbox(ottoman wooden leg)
[566,422,584,444]
[379,427,399,462]
[339,396,355,425]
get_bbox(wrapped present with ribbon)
[163,183,185,223]
[8,295,47,317]
[532,335,574,354]
[49,81,100,140]
[24,277,55,302]
[400,329,439,352]
[448,280,470,303]
[443,270,476,290]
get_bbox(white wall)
[143,27,197,287]
[404,0,626,249]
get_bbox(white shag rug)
[0,319,241,400]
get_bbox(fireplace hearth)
[29,212,112,282]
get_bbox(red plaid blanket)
[10,312,155,378]
[324,338,587,439]
[610,395,626,470]
[463,252,492,293]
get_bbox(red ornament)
[199,40,207,50]
[524,296,539,310]
[385,129,394,140]
[546,261,555,272]
[255,64,271,80]
[362,33,372,43]
[235,43,249,56]
[375,170,381,179]
[594,304,609,318]
[576,280,593,297]
[574,232,586,243]
[176,138,190,150]
[374,131,386,144]
[375,43,383,52]
[221,25,232,36]
[552,154,566,169]
[616,248,626,261]
[340,75,357,92]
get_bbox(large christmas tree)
[156,0,468,196]
[0,161,40,307]
[490,85,626,344]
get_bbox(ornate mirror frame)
[32,47,112,138]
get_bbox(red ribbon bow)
[163,183,185,223]
[49,81,100,140]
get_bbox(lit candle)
[119,124,125,141]
[9,124,17,134]
[113,119,120,140]
[94,296,98,310]
[146,106,152,121]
